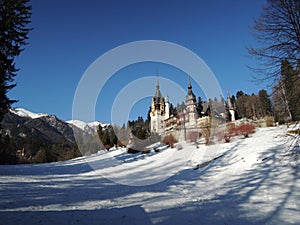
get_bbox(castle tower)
[185,74,198,126]
[150,77,166,134]
[165,95,170,120]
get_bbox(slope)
[0,126,299,225]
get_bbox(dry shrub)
[162,134,177,148]
[104,144,112,150]
[228,126,238,137]
[187,131,200,143]
[117,139,128,147]
[236,124,255,138]
[265,116,275,127]
[288,129,300,135]
[201,128,211,145]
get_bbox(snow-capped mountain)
[67,120,99,136]
[10,108,48,119]
[2,108,108,146]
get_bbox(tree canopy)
[0,0,32,123]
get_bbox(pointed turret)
[185,74,197,126]
[186,74,196,101]
[150,74,166,134]
[155,76,162,99]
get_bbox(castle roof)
[186,74,196,101]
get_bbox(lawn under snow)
[0,126,299,225]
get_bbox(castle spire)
[188,73,192,88]
[187,73,193,95]
[155,70,162,98]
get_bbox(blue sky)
[10,0,267,124]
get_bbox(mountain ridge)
[2,108,108,146]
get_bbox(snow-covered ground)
[0,126,299,225]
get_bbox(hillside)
[0,126,299,225]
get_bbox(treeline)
[96,116,160,151]
[232,89,272,120]
[230,59,299,123]
[0,135,81,164]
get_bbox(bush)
[265,116,275,127]
[201,128,211,145]
[162,134,177,148]
[288,129,300,135]
[236,124,255,138]
[187,131,200,143]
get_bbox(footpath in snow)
[0,126,299,225]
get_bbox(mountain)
[10,108,48,119]
[1,108,107,147]
[67,119,109,137]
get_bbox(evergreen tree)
[0,0,32,123]
[196,97,203,117]
[258,89,272,117]
[282,59,300,121]
[235,91,246,118]
[169,103,177,117]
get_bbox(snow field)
[0,126,299,225]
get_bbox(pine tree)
[196,97,203,117]
[0,0,32,123]
[277,59,299,121]
[235,91,247,118]
[258,89,272,117]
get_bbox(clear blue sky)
[10,0,268,124]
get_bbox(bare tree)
[248,0,300,82]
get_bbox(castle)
[150,75,236,139]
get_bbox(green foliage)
[0,131,81,164]
[0,0,32,123]
[258,89,272,117]
[273,59,300,123]
[127,116,150,140]
[169,103,177,117]
[0,134,18,164]
[196,97,203,117]
[281,59,300,121]
[97,124,118,150]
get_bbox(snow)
[10,108,48,119]
[67,120,109,135]
[0,126,299,225]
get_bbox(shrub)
[265,116,275,127]
[224,133,231,142]
[236,124,255,138]
[201,128,211,145]
[288,129,300,135]
[162,134,177,148]
[228,126,238,137]
[187,131,200,143]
